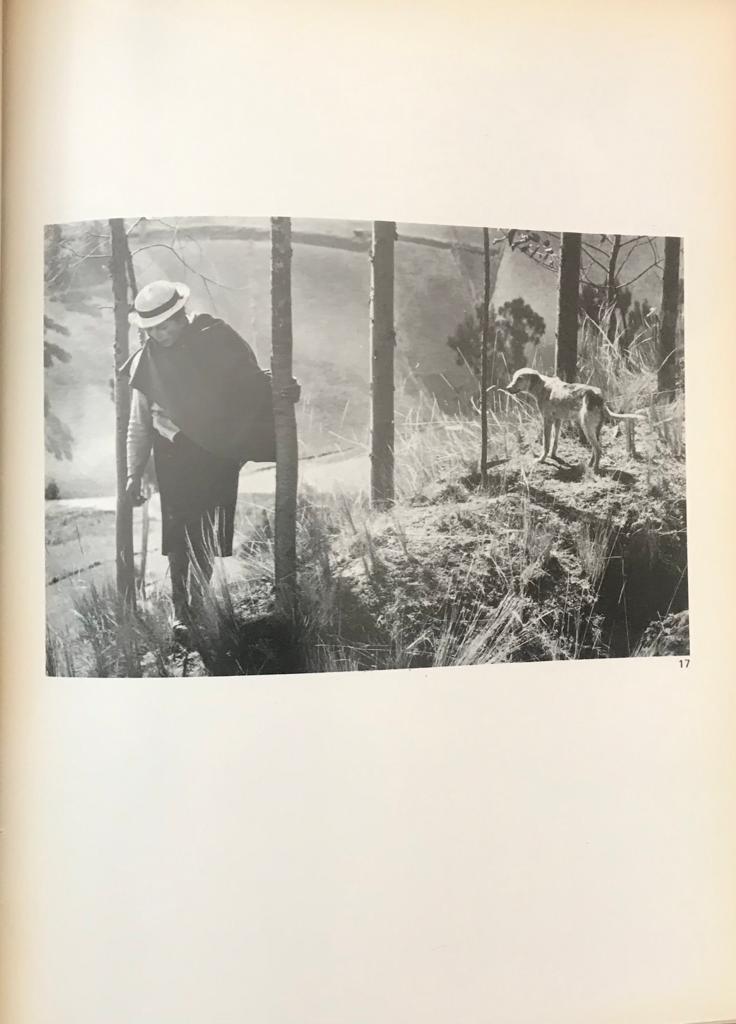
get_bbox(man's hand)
[125,476,146,507]
[266,369,301,403]
[275,377,301,404]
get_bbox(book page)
[2,1,736,1022]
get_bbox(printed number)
[679,658,690,669]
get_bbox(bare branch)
[57,238,107,262]
[579,261,599,286]
[580,247,610,277]
[648,236,660,266]
[619,259,662,290]
[616,236,653,278]
[617,235,645,249]
[529,256,557,274]
[46,235,110,291]
[128,243,252,291]
[581,240,612,260]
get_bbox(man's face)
[147,310,188,348]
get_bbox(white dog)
[505,368,644,471]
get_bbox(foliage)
[446,297,546,383]
[44,395,74,461]
[44,223,106,461]
[47,360,687,676]
[44,224,687,676]
[503,229,557,269]
[579,234,664,349]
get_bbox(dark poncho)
[128,314,275,463]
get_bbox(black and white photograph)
[44,217,688,676]
[10,2,736,1020]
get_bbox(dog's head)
[505,368,544,396]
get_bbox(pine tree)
[109,219,136,608]
[270,217,299,615]
[658,237,681,399]
[370,221,396,509]
[605,233,623,344]
[556,232,582,382]
[480,228,491,486]
[447,298,545,381]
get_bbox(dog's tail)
[604,405,647,422]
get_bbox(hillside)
[46,390,689,677]
[45,219,668,498]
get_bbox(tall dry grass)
[47,308,686,675]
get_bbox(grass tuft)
[47,324,687,675]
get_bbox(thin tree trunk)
[123,228,150,595]
[370,221,396,509]
[124,242,147,345]
[138,500,150,598]
[109,218,136,609]
[489,324,499,407]
[270,217,299,615]
[606,234,622,345]
[480,228,490,486]
[658,236,681,399]
[125,240,138,295]
[555,232,582,383]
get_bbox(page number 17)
[679,658,690,668]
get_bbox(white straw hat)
[129,280,190,329]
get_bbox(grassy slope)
[46,373,689,676]
[44,222,686,675]
[45,221,666,499]
[285,405,688,671]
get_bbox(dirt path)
[46,450,370,631]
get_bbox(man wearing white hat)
[124,279,295,642]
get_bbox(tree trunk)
[109,218,136,609]
[658,236,681,399]
[606,234,622,345]
[137,499,150,598]
[124,228,150,596]
[124,242,147,346]
[480,228,491,486]
[555,232,582,382]
[270,217,299,615]
[370,221,396,508]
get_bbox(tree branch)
[619,259,662,290]
[616,236,653,277]
[580,247,610,277]
[128,243,252,291]
[580,261,600,286]
[581,240,611,260]
[616,235,645,249]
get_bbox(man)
[124,279,297,642]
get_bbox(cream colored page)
[2,2,736,1023]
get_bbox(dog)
[504,367,645,471]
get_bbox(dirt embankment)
[46,427,689,676]
[318,430,689,666]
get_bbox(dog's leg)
[587,416,604,471]
[580,410,601,471]
[550,419,562,460]
[537,417,552,462]
[586,435,598,469]
[593,420,603,471]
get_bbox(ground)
[45,412,689,676]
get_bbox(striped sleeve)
[127,387,153,481]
